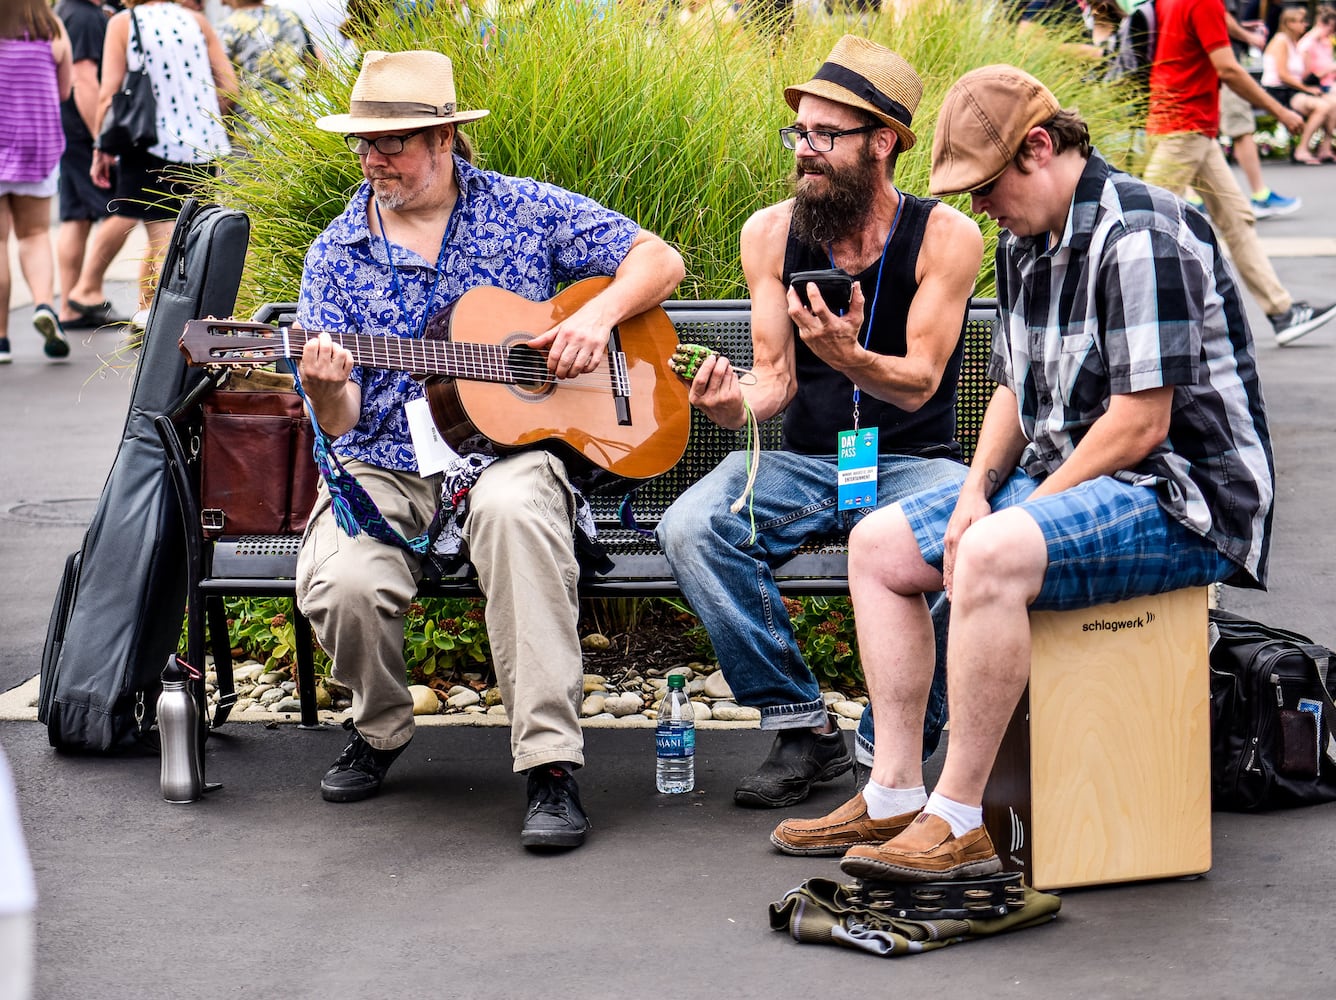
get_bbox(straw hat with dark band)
[316,49,490,134]
[784,35,922,151]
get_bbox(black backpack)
[1208,610,1336,811]
[1104,1,1158,89]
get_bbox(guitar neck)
[303,329,516,384]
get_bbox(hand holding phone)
[790,268,853,315]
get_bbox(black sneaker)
[734,719,853,808]
[32,304,70,359]
[1271,301,1336,346]
[520,764,590,850]
[320,722,410,802]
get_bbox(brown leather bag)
[200,383,318,538]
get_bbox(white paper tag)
[405,396,458,476]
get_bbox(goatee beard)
[789,153,881,248]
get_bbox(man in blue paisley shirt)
[775,65,1274,879]
[295,49,684,850]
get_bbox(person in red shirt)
[1143,0,1336,345]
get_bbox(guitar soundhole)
[507,344,553,393]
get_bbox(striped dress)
[0,36,65,185]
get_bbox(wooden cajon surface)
[982,587,1211,890]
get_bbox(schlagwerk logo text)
[1081,610,1155,633]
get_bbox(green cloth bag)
[768,877,1061,957]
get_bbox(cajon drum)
[982,587,1211,890]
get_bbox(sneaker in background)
[1271,301,1336,346]
[0,338,11,364]
[1250,190,1302,220]
[32,305,70,359]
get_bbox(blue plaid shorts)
[898,471,1237,611]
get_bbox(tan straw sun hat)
[929,64,1060,196]
[784,35,923,151]
[316,49,490,134]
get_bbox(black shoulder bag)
[1209,610,1336,811]
[97,9,158,157]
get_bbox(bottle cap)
[666,672,686,690]
[161,654,188,685]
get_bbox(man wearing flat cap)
[294,49,684,850]
[775,64,1273,880]
[659,36,982,819]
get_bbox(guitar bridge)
[608,324,632,426]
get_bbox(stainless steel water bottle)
[158,655,203,803]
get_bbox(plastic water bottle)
[157,655,203,803]
[656,673,695,793]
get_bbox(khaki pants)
[1142,131,1291,317]
[296,452,585,772]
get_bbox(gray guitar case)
[38,199,250,752]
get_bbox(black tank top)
[780,191,963,457]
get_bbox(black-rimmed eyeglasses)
[344,127,432,156]
[779,124,880,152]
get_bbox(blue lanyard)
[375,197,458,338]
[828,188,903,429]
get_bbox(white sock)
[861,780,926,820]
[924,791,984,838]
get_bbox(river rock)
[711,703,760,722]
[581,693,607,717]
[690,700,713,722]
[272,696,302,714]
[258,687,285,706]
[702,671,734,700]
[582,674,607,694]
[603,693,642,717]
[410,685,441,715]
[581,633,611,651]
[314,684,334,710]
[487,704,509,717]
[830,700,865,721]
[233,663,265,684]
[259,671,286,685]
[447,688,481,709]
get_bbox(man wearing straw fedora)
[775,65,1272,880]
[294,49,684,850]
[658,36,982,816]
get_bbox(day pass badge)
[837,427,878,510]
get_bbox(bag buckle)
[201,509,225,532]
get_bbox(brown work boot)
[770,793,918,856]
[839,812,1001,882]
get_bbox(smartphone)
[790,268,853,314]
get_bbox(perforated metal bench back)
[589,298,998,539]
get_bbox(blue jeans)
[657,450,964,743]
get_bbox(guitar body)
[423,278,690,481]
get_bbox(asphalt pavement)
[2,165,1335,999]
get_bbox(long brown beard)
[789,145,882,248]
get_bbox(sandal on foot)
[65,298,126,328]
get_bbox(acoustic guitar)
[178,277,691,481]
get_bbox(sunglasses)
[968,177,998,198]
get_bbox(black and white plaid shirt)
[991,152,1274,587]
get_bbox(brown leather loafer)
[839,813,1001,882]
[770,793,918,856]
